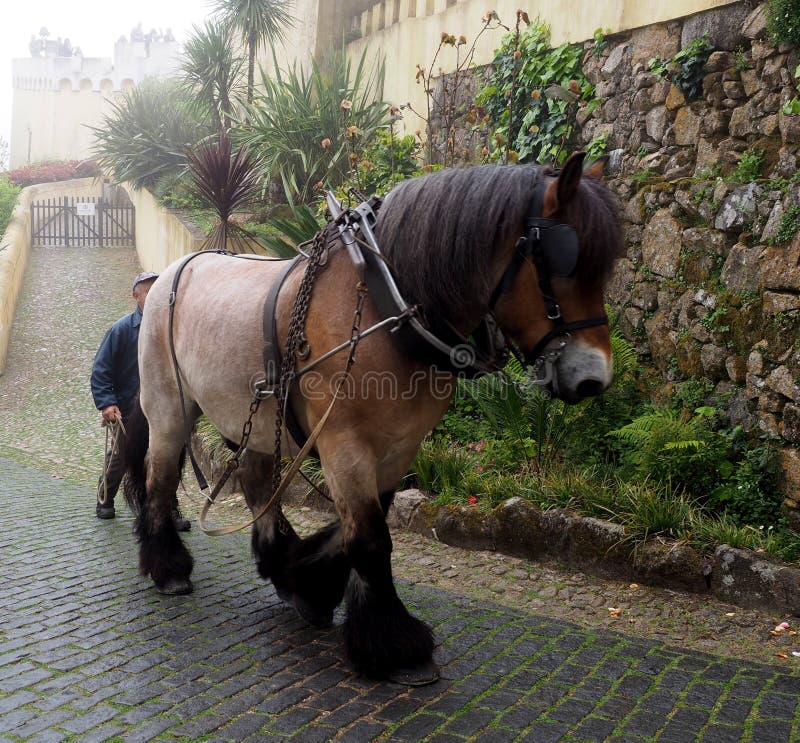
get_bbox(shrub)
[476,21,593,164]
[730,148,764,183]
[238,46,390,204]
[601,481,697,542]
[767,0,800,47]
[608,405,729,497]
[0,176,20,236]
[91,78,210,190]
[707,434,782,527]
[6,160,100,187]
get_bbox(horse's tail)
[122,394,149,515]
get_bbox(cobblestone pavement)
[2,246,800,740]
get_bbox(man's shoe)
[96,503,115,519]
[172,508,191,532]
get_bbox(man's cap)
[133,271,159,290]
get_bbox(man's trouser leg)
[96,433,125,518]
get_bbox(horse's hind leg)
[325,454,437,684]
[139,425,194,595]
[242,451,350,626]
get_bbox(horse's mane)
[374,164,624,329]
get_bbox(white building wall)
[10,40,180,169]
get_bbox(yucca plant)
[238,46,390,204]
[182,20,246,131]
[90,78,211,189]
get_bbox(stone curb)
[381,489,800,618]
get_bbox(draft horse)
[124,152,624,684]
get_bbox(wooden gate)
[30,196,135,248]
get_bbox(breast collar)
[326,181,607,379]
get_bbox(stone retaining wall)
[579,2,800,497]
[0,178,100,375]
[439,0,800,499]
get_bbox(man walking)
[90,271,190,530]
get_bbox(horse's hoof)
[156,578,193,595]
[387,660,441,686]
[293,595,333,628]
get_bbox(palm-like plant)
[90,78,210,189]
[214,0,295,104]
[181,20,246,131]
[186,130,268,254]
[238,47,390,204]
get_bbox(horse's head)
[490,152,624,403]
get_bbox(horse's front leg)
[241,450,350,626]
[140,428,194,595]
[323,447,438,684]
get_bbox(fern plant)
[608,405,728,496]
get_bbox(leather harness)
[170,177,609,473]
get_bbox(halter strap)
[487,179,608,368]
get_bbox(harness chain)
[200,239,370,535]
[271,230,328,504]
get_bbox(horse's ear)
[554,151,586,209]
[585,156,608,180]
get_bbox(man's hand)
[101,405,121,424]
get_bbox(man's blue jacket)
[90,307,142,416]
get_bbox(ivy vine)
[475,20,594,165]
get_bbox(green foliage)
[783,64,800,114]
[767,0,800,47]
[181,19,245,131]
[591,28,610,58]
[215,0,295,103]
[731,148,764,183]
[688,513,765,552]
[354,130,423,196]
[648,34,714,100]
[0,176,21,237]
[601,481,696,541]
[476,21,593,164]
[585,132,608,162]
[412,438,477,504]
[238,47,390,204]
[91,78,211,189]
[463,357,589,474]
[670,378,713,412]
[608,405,729,497]
[258,203,323,257]
[734,46,749,72]
[707,432,782,527]
[770,205,800,244]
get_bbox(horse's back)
[138,253,291,442]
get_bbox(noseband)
[488,180,609,374]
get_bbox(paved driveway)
[3,459,800,741]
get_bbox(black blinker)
[538,223,579,278]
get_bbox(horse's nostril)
[576,379,605,399]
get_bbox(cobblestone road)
[2,246,800,741]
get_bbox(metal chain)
[271,231,329,501]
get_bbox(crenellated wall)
[10,40,180,169]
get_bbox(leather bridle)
[488,180,609,373]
